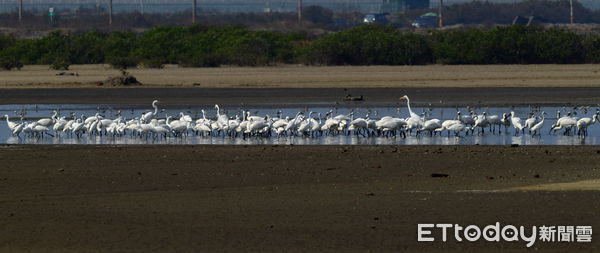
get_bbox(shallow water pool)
[1,104,598,145]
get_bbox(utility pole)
[18,0,22,24]
[108,0,112,26]
[569,0,574,24]
[438,0,443,28]
[297,0,302,22]
[192,0,196,23]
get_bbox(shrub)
[308,24,432,65]
[50,58,71,70]
[0,55,23,70]
[582,35,600,63]
[179,53,223,67]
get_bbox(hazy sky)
[0,0,597,13]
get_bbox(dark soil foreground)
[1,145,600,252]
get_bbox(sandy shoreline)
[1,64,600,88]
[1,145,600,252]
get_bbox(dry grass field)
[1,64,600,88]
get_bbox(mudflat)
[1,64,600,88]
[1,87,600,107]
[1,145,599,252]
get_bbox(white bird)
[194,122,212,135]
[471,112,489,135]
[4,115,18,132]
[245,117,269,135]
[377,117,406,137]
[71,119,85,137]
[196,110,211,125]
[321,114,340,134]
[37,110,57,127]
[418,118,442,136]
[447,122,466,136]
[87,118,100,134]
[436,122,466,137]
[286,112,304,134]
[84,113,101,124]
[309,113,322,135]
[399,95,419,119]
[349,114,369,136]
[245,111,265,122]
[31,123,52,137]
[235,115,249,135]
[62,115,77,134]
[23,121,36,136]
[170,120,189,136]
[530,112,546,136]
[333,111,353,121]
[179,112,193,123]
[141,100,161,123]
[550,112,578,135]
[486,114,503,134]
[12,123,25,136]
[510,111,525,135]
[52,117,67,133]
[139,122,155,136]
[524,113,538,134]
[435,119,461,137]
[457,111,475,126]
[152,125,170,139]
[100,118,114,127]
[399,95,422,132]
[224,115,241,134]
[576,113,599,136]
[297,112,314,136]
[272,116,289,129]
[213,105,229,134]
[215,105,228,122]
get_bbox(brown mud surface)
[1,145,600,252]
[1,87,600,107]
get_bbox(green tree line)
[1,24,600,70]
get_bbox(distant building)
[363,13,389,24]
[411,12,437,28]
[381,0,430,13]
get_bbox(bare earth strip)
[1,64,600,88]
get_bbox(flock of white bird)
[3,95,599,140]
